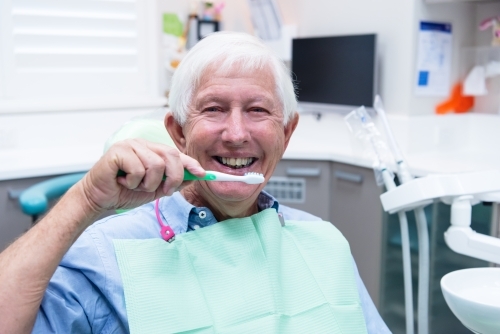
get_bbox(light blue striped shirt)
[34,191,390,333]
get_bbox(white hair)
[168,31,297,125]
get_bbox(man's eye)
[250,107,267,113]
[204,106,221,112]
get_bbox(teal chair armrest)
[19,172,87,216]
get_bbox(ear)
[165,113,187,152]
[283,112,299,151]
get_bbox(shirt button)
[199,211,207,219]
[193,224,200,230]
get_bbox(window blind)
[0,0,163,112]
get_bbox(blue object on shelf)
[19,172,86,216]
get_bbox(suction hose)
[414,208,429,334]
[383,170,415,334]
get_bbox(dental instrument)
[117,169,265,184]
[380,170,500,264]
[380,167,415,334]
[352,97,500,333]
[345,106,416,334]
[380,170,500,333]
[374,95,430,334]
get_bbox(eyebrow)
[196,94,275,107]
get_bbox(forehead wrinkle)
[195,90,277,108]
[192,66,279,111]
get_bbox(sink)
[441,268,500,334]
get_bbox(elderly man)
[0,32,390,333]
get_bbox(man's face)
[168,65,298,212]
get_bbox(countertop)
[284,112,500,176]
[2,110,500,181]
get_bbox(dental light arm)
[380,170,500,264]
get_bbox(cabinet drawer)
[268,160,331,221]
[330,162,383,307]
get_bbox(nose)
[221,109,251,145]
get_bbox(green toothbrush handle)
[116,169,213,181]
[183,170,216,180]
[183,169,200,180]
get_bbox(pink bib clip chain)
[155,199,175,242]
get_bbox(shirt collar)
[158,192,193,235]
[158,191,280,234]
[257,190,280,212]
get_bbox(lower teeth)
[224,164,246,169]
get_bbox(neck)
[180,185,259,222]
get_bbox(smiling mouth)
[215,157,256,169]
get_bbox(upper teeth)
[220,157,253,167]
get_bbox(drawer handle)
[286,167,321,177]
[334,170,363,183]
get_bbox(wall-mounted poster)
[415,21,453,96]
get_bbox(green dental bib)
[114,209,367,334]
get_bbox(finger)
[140,141,185,195]
[180,153,205,177]
[162,149,185,195]
[172,153,207,193]
[113,143,146,190]
[128,140,169,193]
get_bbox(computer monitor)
[292,34,377,114]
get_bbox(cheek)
[184,123,219,155]
[256,126,286,160]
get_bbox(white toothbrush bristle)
[244,172,265,184]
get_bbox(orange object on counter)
[435,83,474,114]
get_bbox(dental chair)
[19,112,174,224]
[19,173,87,224]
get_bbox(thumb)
[180,153,206,177]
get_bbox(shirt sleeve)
[352,259,392,334]
[32,231,116,334]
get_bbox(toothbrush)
[117,169,265,184]
[183,170,264,184]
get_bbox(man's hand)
[79,139,205,214]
